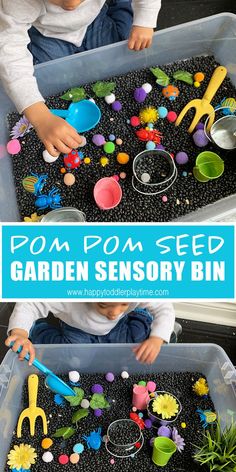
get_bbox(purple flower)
[172,427,185,452]
[10,116,33,139]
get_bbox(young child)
[0,0,161,156]
[5,301,175,365]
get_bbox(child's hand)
[24,102,82,156]
[5,329,35,365]
[133,336,164,364]
[128,26,154,51]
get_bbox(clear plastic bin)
[0,343,235,467]
[0,13,236,221]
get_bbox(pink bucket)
[132,385,149,410]
[93,177,122,210]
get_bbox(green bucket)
[152,437,177,466]
[193,151,224,182]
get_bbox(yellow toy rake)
[17,374,48,438]
[175,66,227,133]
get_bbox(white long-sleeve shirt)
[8,301,175,343]
[0,0,161,113]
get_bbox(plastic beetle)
[22,173,48,195]
[35,187,62,210]
[135,128,162,144]
[129,412,145,430]
[82,427,102,450]
[196,409,217,428]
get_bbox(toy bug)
[129,412,145,430]
[35,187,62,210]
[82,427,102,450]
[196,409,217,428]
[135,128,163,144]
[22,173,48,195]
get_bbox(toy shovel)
[50,100,101,132]
[10,343,75,397]
[175,66,227,133]
[17,374,48,437]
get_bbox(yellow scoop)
[175,66,227,133]
[17,374,48,437]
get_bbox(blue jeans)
[30,308,153,344]
[27,0,133,64]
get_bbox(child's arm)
[6,328,35,365]
[133,302,175,364]
[5,302,51,364]
[128,0,162,50]
[0,2,81,155]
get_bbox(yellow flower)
[152,393,179,419]
[24,212,43,222]
[7,443,37,470]
[193,378,209,396]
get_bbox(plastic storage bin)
[0,13,236,222]
[0,343,235,467]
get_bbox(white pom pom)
[105,93,116,104]
[81,399,90,409]
[77,136,87,147]
[42,452,54,463]
[121,371,129,379]
[42,149,59,163]
[142,83,152,94]
[69,370,80,383]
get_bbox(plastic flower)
[192,378,209,396]
[24,212,44,222]
[172,427,185,452]
[7,444,37,470]
[152,393,179,419]
[10,116,33,139]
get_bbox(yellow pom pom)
[139,106,158,125]
[84,157,91,164]
[194,81,201,88]
[100,156,109,167]
[181,422,186,429]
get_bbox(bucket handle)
[132,166,178,196]
[105,431,144,458]
[204,105,236,143]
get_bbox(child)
[0,0,161,155]
[5,301,175,365]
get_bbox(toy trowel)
[10,343,75,397]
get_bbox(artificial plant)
[194,419,236,472]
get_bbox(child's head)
[48,0,82,10]
[94,303,130,321]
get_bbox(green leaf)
[64,387,84,406]
[60,87,86,102]
[89,393,110,410]
[72,408,89,424]
[150,67,170,86]
[173,70,193,85]
[92,81,116,98]
[53,426,76,439]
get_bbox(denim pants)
[27,0,133,65]
[30,308,153,344]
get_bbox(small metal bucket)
[204,106,236,150]
[41,207,86,222]
[132,149,177,195]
